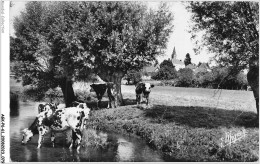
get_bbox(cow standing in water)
[22,103,90,151]
[90,82,117,109]
[135,82,154,106]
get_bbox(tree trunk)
[111,74,124,107]
[98,70,125,107]
[59,77,77,107]
[247,56,259,119]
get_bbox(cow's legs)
[51,132,55,147]
[75,130,82,152]
[37,126,49,148]
[108,96,116,109]
[107,101,111,109]
[37,131,44,149]
[97,99,102,109]
[146,97,149,106]
[69,130,82,152]
[69,130,77,149]
[136,94,141,105]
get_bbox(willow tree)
[187,2,259,117]
[11,1,174,107]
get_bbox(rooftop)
[172,59,185,65]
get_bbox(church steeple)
[171,47,177,60]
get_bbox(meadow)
[10,78,259,161]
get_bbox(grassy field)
[10,78,259,161]
[121,85,257,113]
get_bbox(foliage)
[151,59,178,80]
[194,66,248,89]
[11,1,174,105]
[236,72,248,87]
[184,53,191,66]
[177,68,194,87]
[124,70,142,85]
[187,1,259,70]
[195,71,214,88]
[12,1,174,78]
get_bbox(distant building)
[172,59,185,71]
[194,62,211,74]
[186,63,196,71]
[171,47,185,71]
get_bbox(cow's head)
[38,104,45,113]
[144,83,154,93]
[21,128,33,144]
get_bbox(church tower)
[171,47,177,60]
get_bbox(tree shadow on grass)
[144,105,258,129]
[86,98,137,110]
[123,98,137,106]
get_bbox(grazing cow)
[90,82,116,108]
[135,82,154,106]
[21,102,58,144]
[21,117,39,145]
[22,104,90,151]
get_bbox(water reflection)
[10,101,167,162]
[10,93,19,117]
[116,138,135,161]
[24,146,32,161]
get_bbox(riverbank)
[87,104,258,162]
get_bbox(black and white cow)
[22,103,90,151]
[135,82,154,106]
[90,82,117,108]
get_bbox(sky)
[10,1,213,65]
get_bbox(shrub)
[22,85,46,101]
[74,89,95,102]
[45,88,63,103]
[160,80,176,86]
[177,68,194,87]
[151,59,178,80]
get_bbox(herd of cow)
[21,82,154,151]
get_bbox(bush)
[45,88,63,103]
[151,60,178,80]
[177,68,194,87]
[22,85,46,101]
[74,89,95,102]
[195,71,214,88]
[159,80,176,86]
